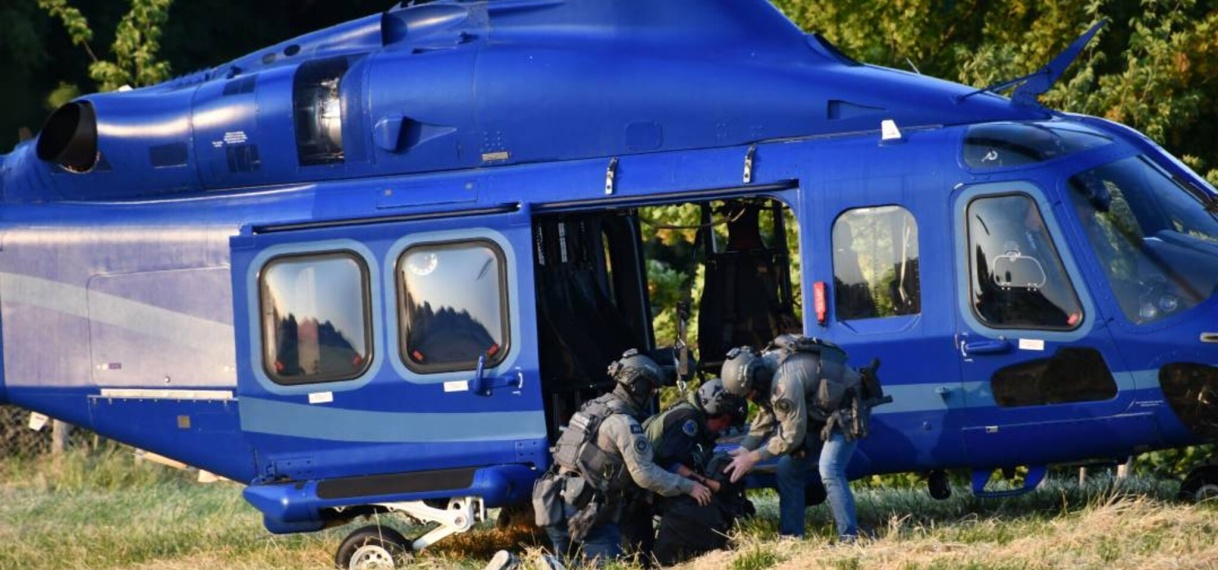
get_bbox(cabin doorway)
[530,194,803,441]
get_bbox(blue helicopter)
[2,0,1216,566]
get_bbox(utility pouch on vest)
[567,498,602,543]
[561,474,595,510]
[532,472,565,527]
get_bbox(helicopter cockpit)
[962,120,1218,325]
[1066,154,1218,323]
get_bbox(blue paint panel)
[244,463,536,532]
[0,1,1212,544]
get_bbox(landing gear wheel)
[1179,466,1218,503]
[335,525,412,570]
[928,470,952,500]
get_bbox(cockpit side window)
[966,194,1083,329]
[1067,156,1218,323]
[832,206,920,320]
[398,240,509,373]
[259,251,372,384]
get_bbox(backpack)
[770,335,892,440]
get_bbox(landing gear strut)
[928,469,951,500]
[333,496,485,569]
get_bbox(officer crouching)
[532,349,712,567]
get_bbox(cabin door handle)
[471,355,524,396]
[961,339,1012,357]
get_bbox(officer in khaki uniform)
[536,349,711,566]
[720,336,864,542]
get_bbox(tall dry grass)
[3,449,1216,570]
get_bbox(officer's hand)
[689,482,712,506]
[723,450,761,483]
[728,447,748,457]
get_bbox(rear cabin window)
[398,240,509,373]
[967,194,1083,329]
[832,206,921,320]
[260,252,371,384]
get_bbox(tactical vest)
[551,394,633,494]
[772,335,891,440]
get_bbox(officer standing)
[538,349,712,566]
[719,337,863,542]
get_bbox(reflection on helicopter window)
[832,206,920,320]
[1067,156,1218,323]
[260,252,371,385]
[967,194,1083,329]
[962,121,1111,169]
[399,240,509,373]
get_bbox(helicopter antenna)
[957,19,1106,108]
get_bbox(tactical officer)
[620,378,747,560]
[645,378,747,485]
[719,337,863,541]
[538,349,712,566]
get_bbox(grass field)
[2,448,1216,570]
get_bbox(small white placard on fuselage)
[308,391,334,404]
[1018,338,1045,351]
[444,380,470,393]
[28,412,49,431]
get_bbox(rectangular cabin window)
[832,205,921,320]
[967,194,1083,330]
[259,251,372,384]
[398,240,510,373]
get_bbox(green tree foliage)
[39,0,173,93]
[772,0,1218,186]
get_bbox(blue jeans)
[545,502,622,567]
[775,431,858,539]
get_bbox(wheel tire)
[334,525,411,570]
[928,470,952,501]
[1179,466,1218,503]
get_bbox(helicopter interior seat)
[832,237,879,320]
[534,220,644,396]
[697,200,799,367]
[698,248,791,364]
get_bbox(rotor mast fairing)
[5,0,1043,202]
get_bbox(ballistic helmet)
[696,378,747,421]
[608,349,663,405]
[720,346,771,397]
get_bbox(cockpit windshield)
[1067,155,1218,323]
[963,121,1112,169]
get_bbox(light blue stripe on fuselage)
[240,397,547,443]
[0,272,231,347]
